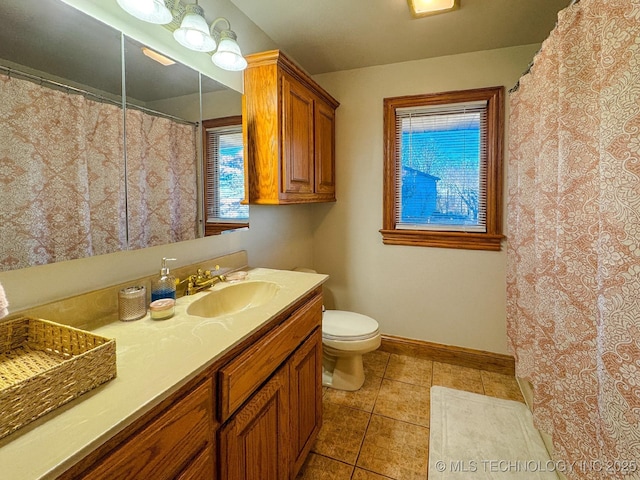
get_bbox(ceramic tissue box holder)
[0,317,117,439]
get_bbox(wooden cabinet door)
[282,74,314,195]
[220,367,290,480]
[289,329,323,478]
[314,99,336,198]
[175,445,216,480]
[82,381,215,480]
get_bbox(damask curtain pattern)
[125,109,198,250]
[0,75,126,271]
[507,0,640,477]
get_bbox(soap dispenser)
[151,257,177,302]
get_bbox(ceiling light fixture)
[173,4,217,52]
[116,0,173,25]
[142,47,176,66]
[210,18,248,72]
[407,0,459,18]
[116,0,248,71]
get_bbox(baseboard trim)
[379,334,515,375]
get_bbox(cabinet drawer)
[174,444,215,480]
[83,380,214,480]
[219,293,322,421]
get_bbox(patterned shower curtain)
[125,109,198,250]
[0,75,126,270]
[0,74,199,271]
[507,1,640,478]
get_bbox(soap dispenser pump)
[151,257,177,302]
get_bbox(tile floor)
[296,350,524,480]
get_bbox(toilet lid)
[322,310,379,341]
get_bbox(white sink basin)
[186,281,280,318]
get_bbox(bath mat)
[429,386,558,479]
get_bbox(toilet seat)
[322,310,379,342]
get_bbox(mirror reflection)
[123,36,200,248]
[0,0,245,272]
[0,0,125,271]
[201,76,247,236]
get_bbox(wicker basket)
[0,317,117,439]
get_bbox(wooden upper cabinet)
[314,99,336,195]
[282,74,314,195]
[243,50,339,204]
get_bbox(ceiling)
[0,0,571,101]
[225,0,571,74]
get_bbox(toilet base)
[322,336,381,391]
[322,353,366,391]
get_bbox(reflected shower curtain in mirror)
[0,75,126,271]
[125,109,198,250]
[507,0,640,476]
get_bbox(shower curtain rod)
[0,64,197,126]
[509,0,581,93]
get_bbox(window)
[203,116,249,235]
[381,87,504,250]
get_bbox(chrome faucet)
[180,265,226,295]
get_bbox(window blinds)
[395,100,488,232]
[205,125,248,221]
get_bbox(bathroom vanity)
[0,268,326,480]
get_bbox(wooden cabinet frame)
[243,50,339,204]
[381,86,505,251]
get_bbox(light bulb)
[173,5,217,52]
[116,0,173,25]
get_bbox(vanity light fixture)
[407,0,459,18]
[116,0,248,71]
[116,0,173,25]
[210,18,248,72]
[173,4,217,52]
[142,47,176,66]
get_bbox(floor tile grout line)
[323,382,380,413]
[351,398,374,476]
[353,465,398,480]
[369,366,384,414]
[372,411,430,429]
[369,411,431,431]
[379,376,433,389]
[302,353,524,479]
[373,378,431,429]
[311,451,355,466]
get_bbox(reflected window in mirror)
[203,116,249,235]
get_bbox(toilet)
[294,268,381,391]
[322,310,381,391]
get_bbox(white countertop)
[0,268,327,480]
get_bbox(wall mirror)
[201,73,247,236]
[0,0,244,272]
[0,0,125,271]
[123,35,201,249]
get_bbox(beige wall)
[311,44,540,355]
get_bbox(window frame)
[380,86,505,251]
[202,116,249,236]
